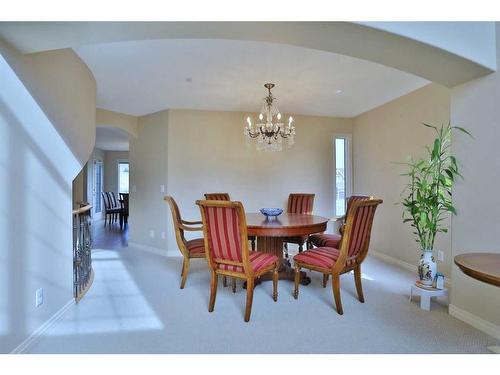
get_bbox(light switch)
[160,185,165,193]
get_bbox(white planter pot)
[418,251,437,286]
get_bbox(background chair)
[165,196,205,289]
[283,193,315,254]
[119,193,129,229]
[309,195,372,249]
[293,198,382,315]
[197,199,279,322]
[102,191,122,227]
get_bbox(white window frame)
[117,159,130,194]
[332,134,353,218]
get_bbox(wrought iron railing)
[72,204,94,302]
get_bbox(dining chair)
[293,198,382,315]
[119,193,129,229]
[283,193,315,254]
[102,192,122,227]
[309,195,372,249]
[204,192,255,291]
[165,196,206,289]
[196,199,280,322]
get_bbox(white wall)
[353,84,452,276]
[0,41,96,352]
[128,109,352,252]
[449,24,500,334]
[104,151,129,194]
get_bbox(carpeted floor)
[27,245,498,353]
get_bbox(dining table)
[246,212,329,285]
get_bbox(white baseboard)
[370,250,451,288]
[10,299,75,354]
[449,304,500,341]
[128,241,180,257]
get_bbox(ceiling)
[75,39,429,118]
[95,127,130,151]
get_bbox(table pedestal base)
[244,236,310,287]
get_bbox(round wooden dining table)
[246,212,329,285]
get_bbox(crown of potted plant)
[401,123,471,286]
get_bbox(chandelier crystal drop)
[244,83,295,151]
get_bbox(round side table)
[409,284,448,311]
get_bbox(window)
[333,135,352,217]
[118,161,129,194]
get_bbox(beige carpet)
[27,246,498,353]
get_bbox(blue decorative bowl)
[260,208,283,219]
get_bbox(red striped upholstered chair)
[204,192,255,292]
[309,195,372,249]
[196,199,280,322]
[293,198,382,315]
[283,193,315,253]
[165,196,205,289]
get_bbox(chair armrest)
[180,224,204,231]
[182,219,203,225]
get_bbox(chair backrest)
[109,192,118,207]
[345,195,372,217]
[120,193,129,212]
[204,193,231,201]
[197,200,251,275]
[287,193,315,214]
[165,196,188,254]
[102,192,111,210]
[336,198,382,269]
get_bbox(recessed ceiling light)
[335,89,342,94]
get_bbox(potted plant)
[401,123,471,285]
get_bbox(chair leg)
[180,258,190,289]
[273,264,279,302]
[223,276,227,287]
[244,278,254,322]
[251,238,256,251]
[332,274,343,315]
[284,243,289,259]
[293,265,300,299]
[232,278,236,293]
[298,243,303,253]
[323,273,329,288]
[354,266,365,303]
[209,271,218,312]
[104,214,107,227]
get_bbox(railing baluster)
[73,205,93,302]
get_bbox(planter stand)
[409,284,448,311]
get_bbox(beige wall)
[353,84,452,277]
[128,109,352,252]
[449,24,500,333]
[129,110,169,249]
[104,151,129,193]
[96,108,138,138]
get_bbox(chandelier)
[244,83,295,151]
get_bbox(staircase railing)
[72,204,94,302]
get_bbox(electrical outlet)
[35,288,43,307]
[160,184,165,193]
[132,185,137,193]
[161,231,166,239]
[149,230,155,239]
[437,251,444,262]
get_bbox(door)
[93,160,103,220]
